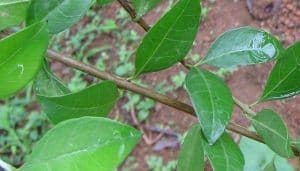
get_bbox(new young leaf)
[185,68,233,144]
[203,27,283,68]
[0,0,30,31]
[134,0,201,77]
[261,41,300,101]
[26,0,95,33]
[177,124,204,171]
[18,117,141,171]
[0,22,49,99]
[37,81,119,124]
[251,109,294,158]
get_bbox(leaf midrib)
[198,70,215,136]
[135,0,192,76]
[262,66,297,99]
[252,119,288,143]
[44,69,69,95]
[0,24,44,67]
[220,140,229,171]
[0,0,29,7]
[182,127,203,170]
[24,136,137,169]
[41,0,91,22]
[36,64,70,96]
[40,95,117,110]
[204,48,270,64]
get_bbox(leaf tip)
[205,132,223,145]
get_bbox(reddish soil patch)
[248,0,300,44]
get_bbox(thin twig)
[47,50,195,115]
[130,105,163,145]
[180,60,191,70]
[143,125,179,138]
[117,0,261,125]
[46,50,300,155]
[116,0,262,139]
[117,0,150,31]
[233,97,256,116]
[46,1,300,155]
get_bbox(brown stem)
[46,0,300,156]
[180,60,190,70]
[117,0,258,120]
[116,0,150,31]
[47,50,194,115]
[116,0,300,154]
[46,50,299,155]
[233,97,256,116]
[130,105,162,145]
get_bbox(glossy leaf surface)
[251,109,293,158]
[19,117,141,171]
[203,27,283,68]
[134,0,201,77]
[261,42,300,101]
[203,133,244,171]
[26,0,94,33]
[34,61,70,97]
[185,68,233,144]
[38,81,119,124]
[0,22,49,99]
[132,0,161,18]
[0,0,30,30]
[177,124,204,171]
[240,136,294,171]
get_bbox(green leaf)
[240,135,294,171]
[203,27,283,68]
[0,0,30,30]
[203,133,244,171]
[26,0,95,34]
[132,0,161,18]
[263,158,276,171]
[38,81,119,124]
[294,140,300,151]
[261,42,300,101]
[185,68,233,144]
[177,124,204,171]
[97,0,112,5]
[134,0,201,77]
[0,22,49,99]
[34,61,70,97]
[251,109,294,158]
[18,117,141,171]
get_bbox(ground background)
[0,0,299,170]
